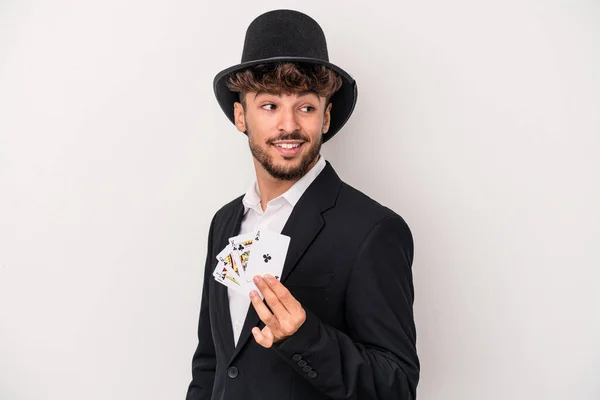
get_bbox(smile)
[271,141,305,156]
[274,143,301,149]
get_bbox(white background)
[1,1,599,399]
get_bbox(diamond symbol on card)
[263,254,271,263]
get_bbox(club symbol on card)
[235,244,244,251]
[263,254,272,263]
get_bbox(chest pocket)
[285,271,335,289]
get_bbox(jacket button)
[292,354,302,362]
[307,371,318,379]
[302,365,312,373]
[297,360,307,367]
[227,366,239,378]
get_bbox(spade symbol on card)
[263,254,271,263]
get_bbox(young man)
[186,9,419,400]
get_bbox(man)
[186,9,419,400]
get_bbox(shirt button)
[297,360,307,367]
[307,371,318,379]
[292,354,302,362]
[227,366,239,379]
[302,365,312,373]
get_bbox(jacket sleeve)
[273,215,420,399]
[186,215,217,400]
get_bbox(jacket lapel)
[228,161,342,364]
[214,201,246,361]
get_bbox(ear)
[322,102,333,134]
[233,102,247,133]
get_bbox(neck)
[253,156,320,211]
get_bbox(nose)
[277,107,300,134]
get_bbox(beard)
[247,126,322,181]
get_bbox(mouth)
[271,141,305,157]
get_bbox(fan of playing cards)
[213,229,291,298]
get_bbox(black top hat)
[213,9,358,143]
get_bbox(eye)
[300,105,315,112]
[261,104,276,111]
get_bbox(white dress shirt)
[228,155,327,345]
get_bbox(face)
[233,91,332,181]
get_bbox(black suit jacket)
[186,161,419,400]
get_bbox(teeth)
[276,143,301,149]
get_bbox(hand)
[249,274,306,348]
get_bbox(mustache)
[267,131,309,144]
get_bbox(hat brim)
[213,56,358,143]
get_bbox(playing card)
[216,244,244,281]
[214,245,248,296]
[212,231,290,299]
[244,230,290,284]
[212,261,241,287]
[213,264,236,287]
[213,267,248,297]
[228,231,259,281]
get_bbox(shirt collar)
[242,155,326,214]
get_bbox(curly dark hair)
[226,62,343,106]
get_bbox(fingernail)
[253,275,261,284]
[249,290,256,298]
[264,274,274,281]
